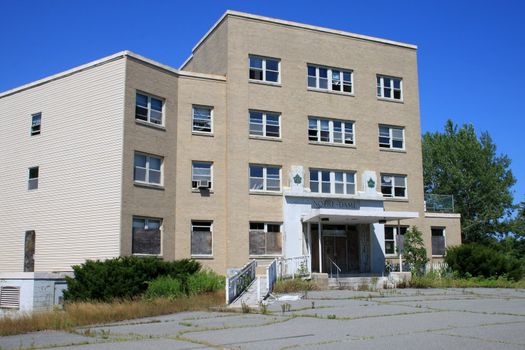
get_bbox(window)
[249,111,280,138]
[249,165,281,192]
[377,75,402,100]
[28,167,39,190]
[192,106,213,133]
[249,55,280,83]
[249,222,282,255]
[431,227,446,256]
[310,169,356,195]
[191,221,213,256]
[381,174,407,198]
[192,162,212,189]
[31,113,41,136]
[135,92,163,125]
[24,230,35,272]
[379,126,404,149]
[308,118,354,145]
[308,65,353,93]
[384,226,408,255]
[134,153,162,185]
[132,217,161,255]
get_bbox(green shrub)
[144,276,184,300]
[403,226,429,276]
[186,270,225,295]
[64,257,201,302]
[273,278,319,293]
[445,243,523,281]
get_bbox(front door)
[323,236,347,273]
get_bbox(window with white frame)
[379,125,404,149]
[381,174,407,198]
[308,117,354,145]
[28,166,39,190]
[384,226,408,255]
[135,92,164,125]
[307,65,353,93]
[134,153,162,185]
[249,111,280,138]
[309,169,356,195]
[377,75,402,100]
[249,165,281,192]
[31,113,41,136]
[249,55,280,83]
[249,222,282,255]
[192,162,212,189]
[132,217,162,255]
[192,106,213,133]
[191,221,213,256]
[431,227,446,256]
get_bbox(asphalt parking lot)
[1,288,524,349]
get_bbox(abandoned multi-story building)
[0,11,461,286]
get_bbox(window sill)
[379,148,406,154]
[249,255,283,259]
[192,189,214,194]
[134,182,165,191]
[249,79,282,87]
[249,135,282,142]
[249,191,282,196]
[132,254,163,258]
[432,255,445,258]
[385,254,399,258]
[383,197,409,202]
[307,87,354,97]
[377,97,404,104]
[191,255,214,260]
[192,131,214,137]
[308,141,356,149]
[135,119,166,131]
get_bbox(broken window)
[249,223,282,255]
[249,55,280,83]
[132,217,161,255]
[28,166,39,190]
[191,221,212,256]
[192,106,213,133]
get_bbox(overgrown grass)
[273,278,320,293]
[409,274,525,289]
[0,290,224,336]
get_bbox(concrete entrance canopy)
[303,209,419,224]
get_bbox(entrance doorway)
[311,224,361,274]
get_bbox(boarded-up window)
[431,228,446,256]
[249,223,282,255]
[0,286,20,309]
[191,221,212,255]
[24,230,35,272]
[132,217,161,255]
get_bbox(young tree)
[403,226,428,276]
[423,120,516,242]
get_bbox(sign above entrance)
[311,198,359,209]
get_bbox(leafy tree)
[403,226,428,276]
[423,120,516,242]
[511,201,525,238]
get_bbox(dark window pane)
[266,71,279,82]
[393,140,403,148]
[249,57,263,69]
[250,166,263,177]
[266,59,279,71]
[308,66,316,76]
[394,187,406,197]
[249,69,263,80]
[394,89,401,99]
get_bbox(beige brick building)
[0,11,460,277]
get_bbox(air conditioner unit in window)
[197,180,210,189]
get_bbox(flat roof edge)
[187,10,417,58]
[0,51,226,99]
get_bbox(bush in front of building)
[402,226,429,276]
[445,243,524,281]
[64,257,201,302]
[186,270,225,295]
[144,276,185,300]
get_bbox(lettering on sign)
[311,199,358,209]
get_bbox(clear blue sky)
[1,0,524,202]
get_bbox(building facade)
[0,11,460,279]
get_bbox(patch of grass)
[0,290,224,336]
[409,274,525,289]
[273,278,320,293]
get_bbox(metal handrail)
[328,258,341,280]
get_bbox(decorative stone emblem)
[293,174,302,184]
[367,178,376,188]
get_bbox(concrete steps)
[328,276,390,290]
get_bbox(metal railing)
[328,258,341,280]
[424,194,455,213]
[277,255,311,279]
[266,259,277,295]
[225,260,257,304]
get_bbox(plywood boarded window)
[0,286,20,309]
[132,217,161,255]
[431,227,446,256]
[191,221,212,256]
[249,223,282,256]
[24,230,35,272]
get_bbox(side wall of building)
[0,58,126,272]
